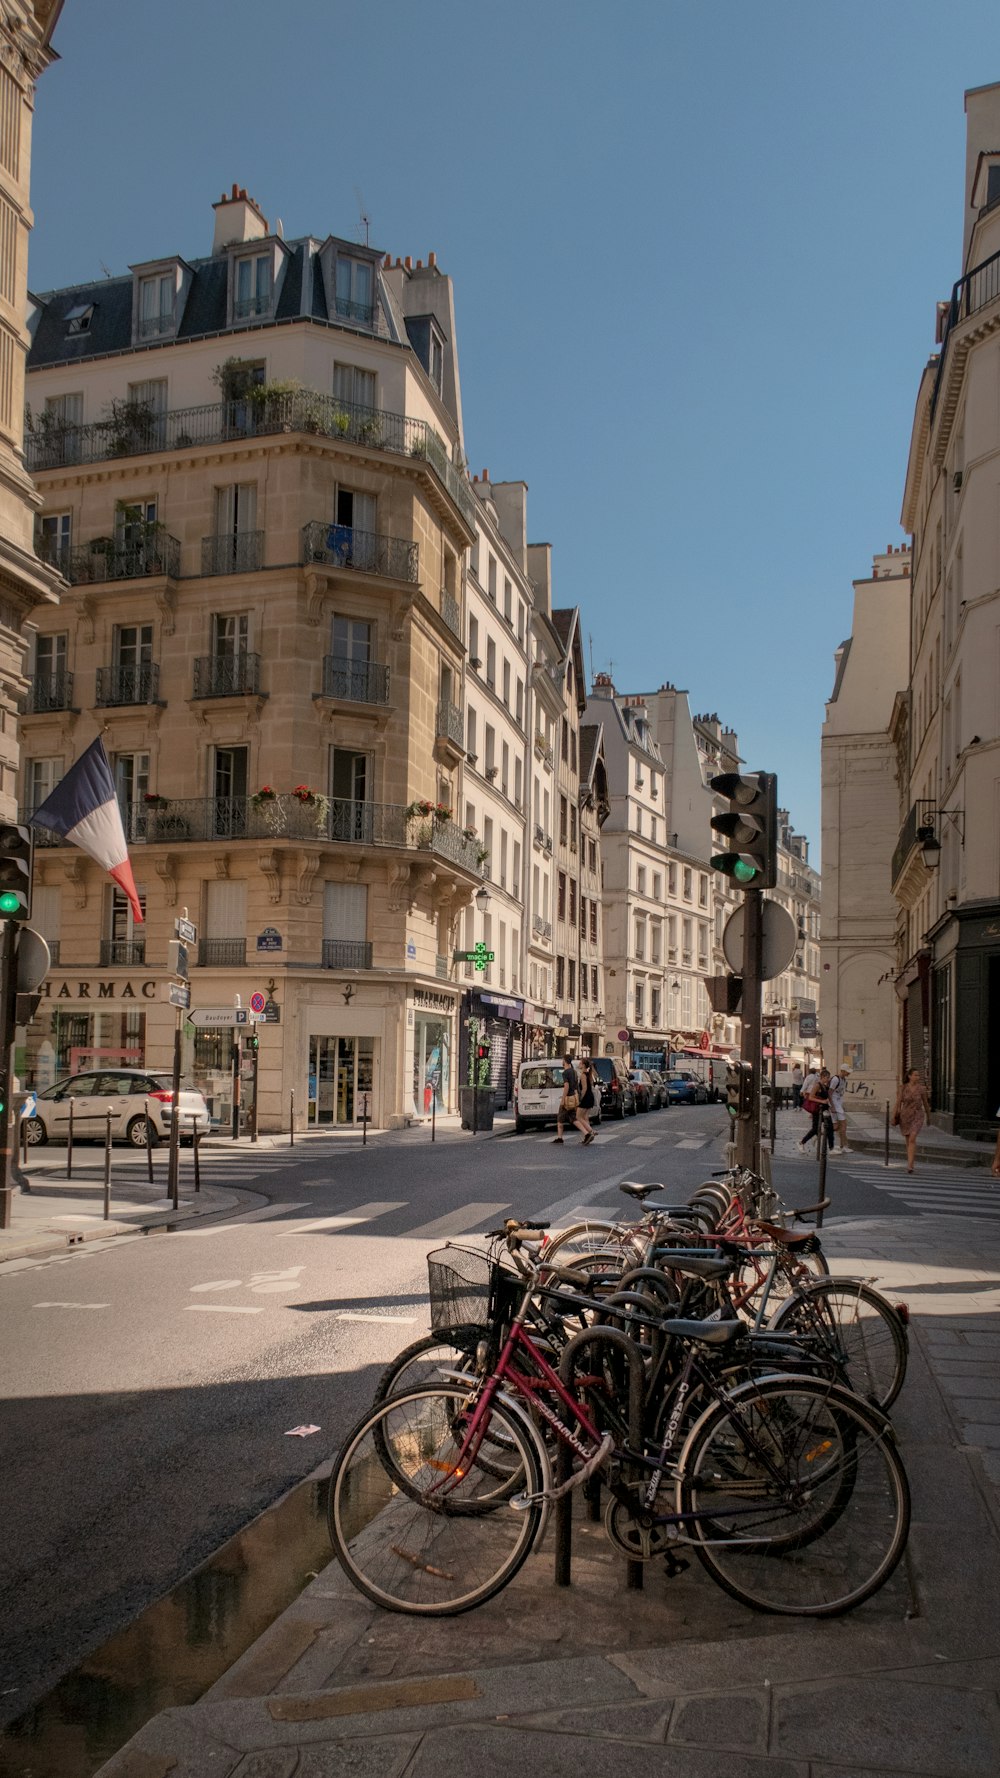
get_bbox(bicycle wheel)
[769,1279,908,1411]
[680,1374,910,1616]
[374,1329,484,1405]
[328,1384,545,1615]
[544,1220,640,1263]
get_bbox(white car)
[25,1069,211,1148]
[513,1060,601,1134]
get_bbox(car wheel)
[127,1115,158,1149]
[24,1116,47,1147]
[514,1117,527,1134]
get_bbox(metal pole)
[0,920,17,1229]
[817,1114,829,1227]
[769,1036,778,1152]
[885,1100,890,1167]
[431,1091,436,1142]
[103,1109,112,1220]
[191,1116,201,1192]
[145,1096,154,1183]
[289,1087,295,1147]
[250,1040,258,1144]
[231,1042,240,1140]
[736,889,764,1171]
[362,1094,367,1146]
[67,1095,74,1179]
[167,1006,182,1211]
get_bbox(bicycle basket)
[427,1246,492,1333]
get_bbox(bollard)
[817,1118,829,1227]
[431,1094,436,1142]
[191,1116,201,1192]
[290,1088,295,1148]
[885,1099,891,1168]
[19,1113,27,1170]
[362,1094,368,1146]
[67,1097,74,1180]
[145,1098,154,1183]
[103,1109,112,1221]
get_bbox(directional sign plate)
[189,1008,249,1028]
[175,917,198,945]
[168,980,191,1009]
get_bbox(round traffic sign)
[617,1028,630,1043]
[722,901,797,980]
[249,992,266,1014]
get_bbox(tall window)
[37,511,71,567]
[213,611,250,657]
[335,256,374,324]
[634,981,645,1023]
[514,757,523,808]
[333,363,376,409]
[25,756,63,809]
[214,483,257,570]
[486,638,496,689]
[213,745,249,838]
[139,273,174,337]
[113,627,153,703]
[44,392,83,462]
[235,253,271,319]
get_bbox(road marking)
[627,1136,661,1148]
[537,1169,637,1226]
[336,1312,417,1324]
[276,1201,405,1236]
[405,1202,510,1239]
[189,1279,243,1292]
[674,1137,712,1149]
[184,1304,265,1314]
[33,1301,109,1310]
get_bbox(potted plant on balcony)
[102,396,157,458]
[252,785,277,805]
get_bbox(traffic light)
[706,974,743,1016]
[246,1033,259,1053]
[0,823,33,920]
[725,1060,754,1120]
[709,772,777,890]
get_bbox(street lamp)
[474,884,490,915]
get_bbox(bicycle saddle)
[662,1316,743,1347]
[618,1181,664,1200]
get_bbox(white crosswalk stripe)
[843,1162,1000,1217]
[276,1201,406,1237]
[405,1202,510,1239]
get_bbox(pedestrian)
[827,1069,851,1154]
[800,1068,834,1153]
[576,1055,598,1146]
[893,1068,932,1174]
[552,1053,587,1143]
[791,1062,804,1111]
[798,1066,821,1149]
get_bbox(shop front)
[411,987,456,1115]
[459,990,524,1109]
[19,973,162,1091]
[926,905,1000,1136]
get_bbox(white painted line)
[336,1312,417,1324]
[674,1138,711,1149]
[537,1169,636,1226]
[627,1136,660,1148]
[184,1304,265,1314]
[406,1202,510,1239]
[33,1301,109,1310]
[189,1280,242,1292]
[276,1200,406,1237]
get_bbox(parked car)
[589,1056,636,1118]
[662,1069,710,1106]
[513,1060,602,1135]
[646,1069,669,1109]
[24,1069,211,1148]
[629,1069,656,1113]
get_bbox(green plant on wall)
[466,1016,490,1087]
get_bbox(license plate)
[522,1099,543,1109]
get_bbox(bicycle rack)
[555,1323,646,1592]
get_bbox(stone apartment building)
[0,1,63,818]
[552,608,606,1062]
[20,188,485,1129]
[821,546,911,1103]
[891,81,1000,1134]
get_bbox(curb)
[0,1184,246,1266]
[845,1134,994,1170]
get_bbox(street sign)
[617,1029,630,1043]
[722,901,797,981]
[256,927,282,952]
[190,1008,249,1028]
[249,992,266,1014]
[168,981,191,1009]
[263,998,280,1023]
[248,1010,263,1023]
[169,940,189,980]
[175,917,197,945]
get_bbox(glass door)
[214,745,248,838]
[330,748,371,841]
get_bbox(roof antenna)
[99,260,112,279]
[354,186,370,247]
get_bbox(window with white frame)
[335,255,374,324]
[333,362,376,410]
[488,556,497,602]
[139,273,174,338]
[25,755,63,810]
[235,252,271,320]
[37,511,71,567]
[637,864,647,895]
[634,980,645,1024]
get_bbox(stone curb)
[0,1182,245,1266]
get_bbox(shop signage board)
[190,1008,249,1028]
[263,999,281,1023]
[256,928,282,952]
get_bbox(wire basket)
[427,1246,492,1333]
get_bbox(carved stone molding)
[387,861,411,912]
[304,570,325,627]
[258,849,281,902]
[390,592,416,641]
[295,849,320,905]
[342,858,362,882]
[214,853,230,879]
[77,593,96,645]
[155,583,177,637]
[63,852,87,908]
[154,853,178,906]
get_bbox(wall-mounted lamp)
[917,798,964,871]
[474,884,490,915]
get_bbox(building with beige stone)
[0,0,63,818]
[20,189,484,1129]
[821,546,910,1103]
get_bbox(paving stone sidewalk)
[95,1211,1000,1778]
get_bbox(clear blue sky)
[27,0,1000,857]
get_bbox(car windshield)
[520,1066,562,1090]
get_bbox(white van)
[513,1060,601,1134]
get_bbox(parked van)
[513,1060,602,1134]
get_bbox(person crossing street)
[552,1052,591,1144]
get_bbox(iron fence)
[99,939,146,967]
[321,654,390,704]
[27,670,73,713]
[322,939,373,969]
[198,938,247,968]
[302,521,417,583]
[201,531,264,577]
[192,652,262,697]
[96,662,160,707]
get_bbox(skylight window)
[65,303,94,335]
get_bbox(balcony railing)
[24,390,478,526]
[138,312,174,340]
[234,293,272,321]
[320,655,390,704]
[532,915,552,941]
[891,802,921,889]
[435,699,464,747]
[934,244,1000,416]
[56,535,182,586]
[192,653,261,698]
[199,938,247,968]
[441,590,461,636]
[27,670,73,714]
[301,520,417,583]
[99,939,146,967]
[26,794,482,873]
[96,662,160,707]
[334,295,376,327]
[201,530,264,576]
[322,939,373,970]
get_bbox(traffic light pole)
[166,1003,182,1210]
[736,889,764,1173]
[0,919,17,1227]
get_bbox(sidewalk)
[0,1160,247,1265]
[769,1101,995,1169]
[96,1209,1000,1778]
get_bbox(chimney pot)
[232,182,239,198]
[428,251,437,267]
[383,254,391,268]
[415,258,423,269]
[404,255,412,270]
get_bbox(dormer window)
[335,256,374,327]
[234,253,271,321]
[972,152,1000,214]
[139,275,173,339]
[65,302,94,336]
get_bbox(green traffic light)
[732,860,759,884]
[0,891,21,913]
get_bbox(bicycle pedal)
[662,1550,690,1579]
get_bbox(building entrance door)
[309,1035,375,1125]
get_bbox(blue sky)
[27,0,1000,856]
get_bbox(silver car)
[25,1068,211,1148]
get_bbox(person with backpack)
[552,1053,589,1144]
[799,1068,834,1153]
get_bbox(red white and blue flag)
[30,736,143,923]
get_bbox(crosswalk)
[841,1158,1000,1220]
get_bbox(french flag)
[30,737,144,924]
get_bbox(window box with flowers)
[291,783,330,834]
[406,798,452,849]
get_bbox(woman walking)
[893,1068,932,1174]
[576,1056,598,1146]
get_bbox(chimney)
[212,183,269,254]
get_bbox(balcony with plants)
[56,528,181,587]
[301,520,417,584]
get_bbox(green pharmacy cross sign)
[453,944,495,971]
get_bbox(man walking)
[791,1062,804,1111]
[553,1053,588,1144]
[827,1069,850,1154]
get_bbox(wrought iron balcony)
[138,312,174,340]
[435,699,464,748]
[99,939,146,967]
[96,662,160,707]
[192,653,262,698]
[532,915,552,941]
[301,520,417,583]
[322,939,373,969]
[934,244,1000,417]
[198,938,247,968]
[27,670,73,714]
[234,293,272,321]
[24,390,478,526]
[334,295,376,328]
[441,590,461,636]
[59,535,181,585]
[891,803,922,891]
[320,655,390,704]
[201,531,264,576]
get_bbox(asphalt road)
[0,1104,903,1722]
